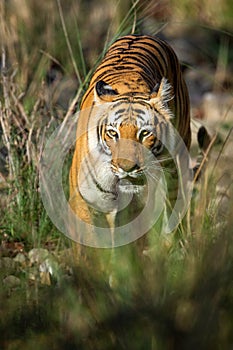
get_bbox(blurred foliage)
[169,0,233,29]
[1,218,233,349]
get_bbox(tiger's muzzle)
[111,162,147,193]
[110,139,147,193]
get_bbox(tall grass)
[0,0,233,349]
[0,58,56,246]
[0,0,152,245]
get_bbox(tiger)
[69,34,191,241]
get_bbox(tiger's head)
[91,78,175,195]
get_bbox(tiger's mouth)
[111,163,147,194]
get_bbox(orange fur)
[69,35,191,230]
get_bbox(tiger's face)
[94,79,174,195]
[100,103,164,194]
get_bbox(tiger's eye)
[140,130,151,138]
[107,129,118,138]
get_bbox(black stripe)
[133,42,168,70]
[95,47,166,80]
[133,108,146,115]
[115,108,126,115]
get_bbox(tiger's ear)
[150,78,173,108]
[94,80,118,103]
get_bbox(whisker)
[145,169,160,182]
[147,164,175,175]
[149,156,173,164]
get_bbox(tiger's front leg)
[69,189,114,265]
[68,190,92,262]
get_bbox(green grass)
[0,0,233,349]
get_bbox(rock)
[14,252,26,265]
[3,275,21,289]
[28,248,50,265]
[28,249,60,285]
[0,257,16,274]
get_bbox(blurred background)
[0,1,233,349]
[0,0,232,114]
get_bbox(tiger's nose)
[113,158,140,173]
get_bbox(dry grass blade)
[210,127,233,179]
[56,0,82,85]
[1,47,15,178]
[192,133,217,184]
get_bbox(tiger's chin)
[117,178,146,194]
